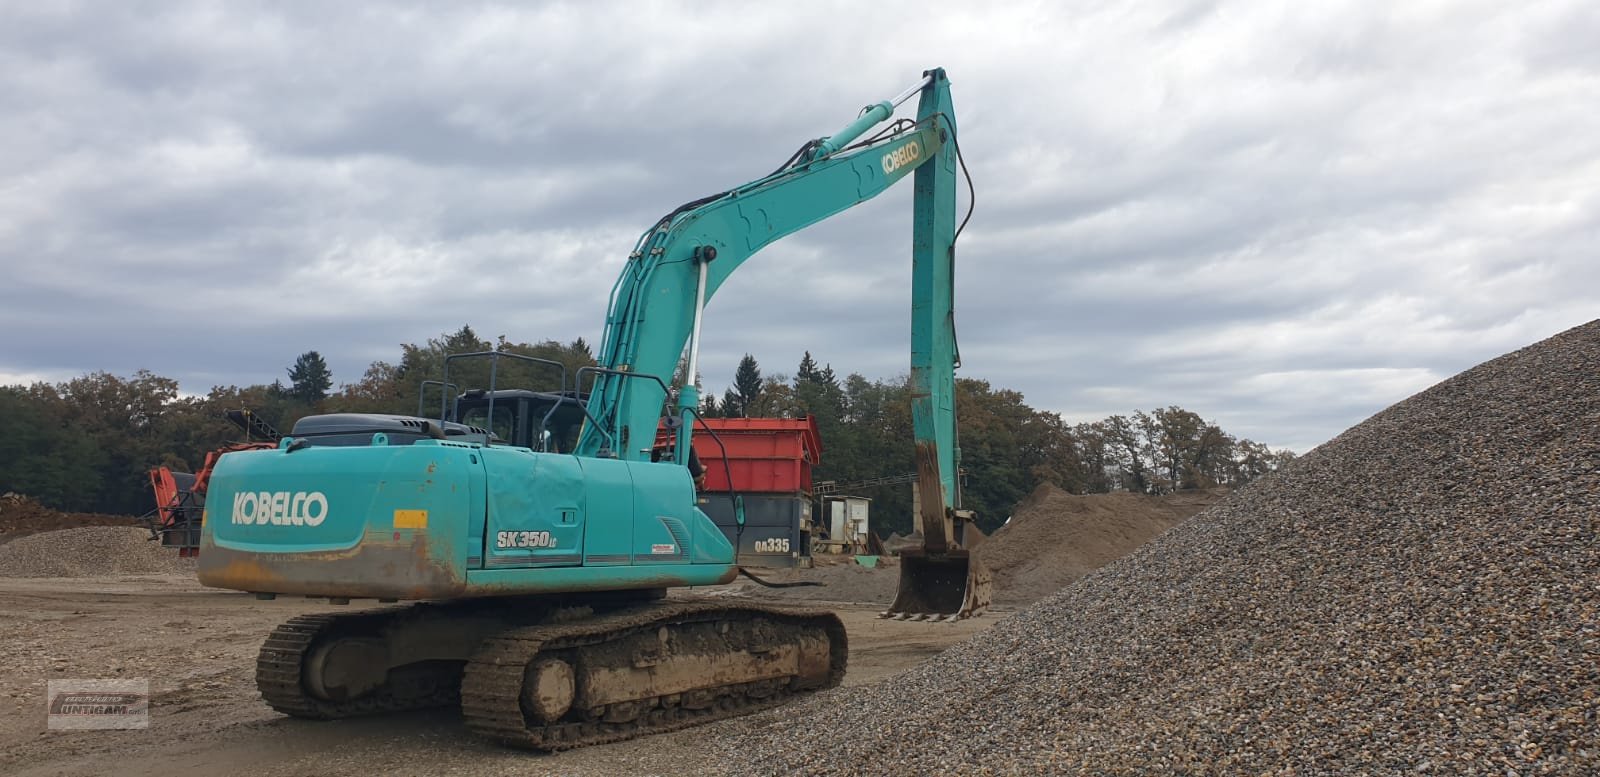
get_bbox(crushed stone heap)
[0,526,193,578]
[719,320,1600,775]
[0,492,137,540]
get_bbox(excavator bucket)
[881,548,992,621]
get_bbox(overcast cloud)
[2,1,1595,451]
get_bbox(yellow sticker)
[393,509,428,529]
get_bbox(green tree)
[1101,414,1151,494]
[1089,407,1293,494]
[287,351,333,403]
[569,337,593,365]
[52,370,182,514]
[792,351,849,480]
[796,351,821,383]
[1143,406,1234,490]
[337,360,405,414]
[747,374,797,417]
[723,354,763,418]
[0,386,107,510]
[1070,422,1116,493]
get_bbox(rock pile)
[0,492,139,541]
[0,526,193,577]
[719,320,1600,774]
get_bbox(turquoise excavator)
[198,68,989,750]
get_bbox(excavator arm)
[577,70,952,461]
[577,68,988,620]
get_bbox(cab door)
[481,448,584,568]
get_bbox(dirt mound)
[976,485,1224,604]
[729,488,1220,608]
[0,492,141,542]
[881,531,918,555]
[0,526,193,577]
[721,320,1600,774]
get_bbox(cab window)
[461,405,518,444]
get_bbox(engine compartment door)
[481,448,585,568]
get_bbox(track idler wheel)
[304,638,390,701]
[522,657,576,724]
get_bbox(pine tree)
[796,351,820,383]
[731,354,762,418]
[442,325,485,355]
[287,351,333,403]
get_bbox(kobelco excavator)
[197,67,988,750]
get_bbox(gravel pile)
[977,484,1224,604]
[717,320,1600,774]
[0,492,138,541]
[0,526,194,577]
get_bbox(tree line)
[0,326,1294,532]
[693,351,1294,533]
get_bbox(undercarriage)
[255,593,847,751]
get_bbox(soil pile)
[720,320,1600,774]
[0,526,193,577]
[0,492,140,542]
[732,489,1221,607]
[977,485,1224,604]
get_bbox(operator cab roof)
[289,413,488,446]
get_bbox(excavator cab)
[454,389,587,453]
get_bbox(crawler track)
[460,600,847,751]
[256,608,463,719]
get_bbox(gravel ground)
[716,559,904,604]
[0,577,993,777]
[716,320,1600,775]
[0,527,194,577]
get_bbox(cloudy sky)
[2,1,1595,452]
